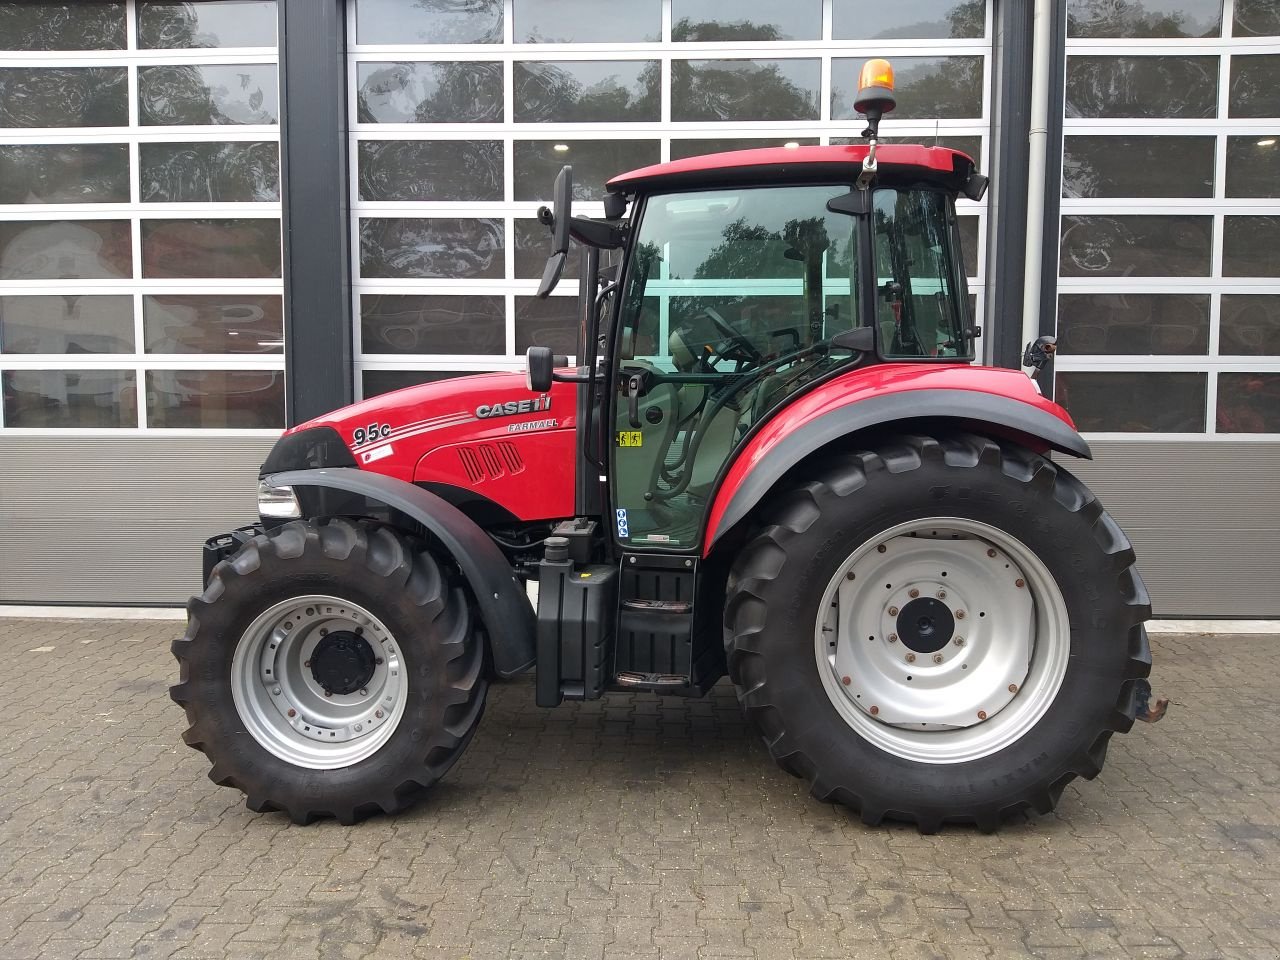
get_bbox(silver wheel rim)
[231,594,407,770]
[814,518,1070,764]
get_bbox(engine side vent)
[457,447,485,484]
[497,441,525,474]
[457,442,524,483]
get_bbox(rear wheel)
[724,433,1151,832]
[171,518,486,824]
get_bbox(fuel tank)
[296,372,579,522]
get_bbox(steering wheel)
[702,307,763,366]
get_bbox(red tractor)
[173,61,1163,832]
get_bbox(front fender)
[267,467,535,678]
[704,368,1091,552]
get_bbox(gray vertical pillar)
[986,0,1035,369]
[1035,1,1068,397]
[278,0,353,425]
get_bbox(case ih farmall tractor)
[173,61,1164,832]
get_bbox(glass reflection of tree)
[863,1,984,40]
[357,62,503,124]
[674,59,817,121]
[1068,0,1220,38]
[406,0,503,44]
[516,62,659,122]
[0,3,125,50]
[137,2,201,48]
[671,19,782,41]
[140,65,270,125]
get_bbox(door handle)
[626,373,643,428]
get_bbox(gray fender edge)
[709,388,1092,547]
[267,467,535,679]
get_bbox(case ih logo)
[475,395,552,419]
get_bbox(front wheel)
[724,433,1152,832]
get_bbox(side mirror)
[535,165,573,298]
[526,346,555,392]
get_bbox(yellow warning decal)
[617,431,643,447]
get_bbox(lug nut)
[869,705,880,716]
[908,588,920,598]
[888,634,898,643]
[877,544,887,553]
[375,658,384,665]
[977,710,987,720]
[324,690,332,698]
[1008,684,1018,693]
[354,724,363,732]
[846,571,856,580]
[987,548,997,558]
[956,610,966,620]
[272,686,281,696]
[287,709,296,718]
[937,590,947,600]
[359,688,368,697]
[319,628,327,636]
[1015,578,1026,588]
[933,654,944,664]
[303,660,311,668]
[954,637,965,646]
[375,709,383,718]
[888,606,899,616]
[905,653,916,663]
[841,676,852,686]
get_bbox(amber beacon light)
[854,58,897,122]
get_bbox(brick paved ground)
[0,619,1276,960]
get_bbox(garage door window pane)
[146,369,284,428]
[673,60,820,123]
[515,220,579,281]
[1057,293,1209,355]
[359,218,504,279]
[0,2,126,50]
[1,295,134,353]
[515,61,659,123]
[3,369,136,428]
[1056,372,1206,432]
[1223,216,1280,277]
[358,141,502,202]
[833,57,982,121]
[515,296,578,355]
[137,0,277,49]
[1230,55,1280,119]
[1226,137,1280,198]
[356,62,503,124]
[361,295,505,355]
[0,220,133,281]
[144,294,283,353]
[832,1,985,39]
[1063,135,1214,199]
[1220,295,1280,355]
[140,141,279,203]
[1218,373,1280,433]
[363,369,465,398]
[138,64,278,125]
[356,0,502,44]
[0,67,128,127]
[672,0,821,41]
[513,141,659,202]
[141,219,281,278]
[1059,215,1211,277]
[0,144,130,204]
[1066,57,1217,119]
[516,0,659,42]
[1235,0,1280,36]
[1067,0,1222,37]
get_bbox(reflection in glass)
[1218,373,1280,433]
[359,140,502,202]
[832,0,985,39]
[0,67,128,127]
[1230,55,1280,119]
[515,61,659,123]
[513,141,659,202]
[137,1,276,48]
[1056,293,1209,355]
[2,369,136,428]
[361,295,505,355]
[1059,215,1211,277]
[356,0,502,44]
[360,218,503,279]
[1223,217,1280,277]
[144,294,283,353]
[1067,0,1221,37]
[832,57,983,120]
[363,369,466,398]
[356,62,502,124]
[0,2,126,50]
[140,141,278,202]
[514,220,580,280]
[516,296,578,356]
[1220,295,1280,356]
[515,0,659,42]
[1056,372,1206,432]
[138,64,278,125]
[141,219,281,278]
[146,369,284,428]
[671,138,819,160]
[1226,137,1280,198]
[958,216,978,278]
[673,60,820,123]
[0,144,129,204]
[0,295,134,353]
[1235,0,1280,36]
[0,221,132,280]
[1066,56,1217,118]
[672,0,821,41]
[1063,135,1214,198]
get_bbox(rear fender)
[266,467,535,678]
[704,377,1091,553]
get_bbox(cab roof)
[606,144,976,195]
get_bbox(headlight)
[258,480,302,519]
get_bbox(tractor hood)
[260,371,579,522]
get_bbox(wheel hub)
[310,631,376,695]
[896,597,954,654]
